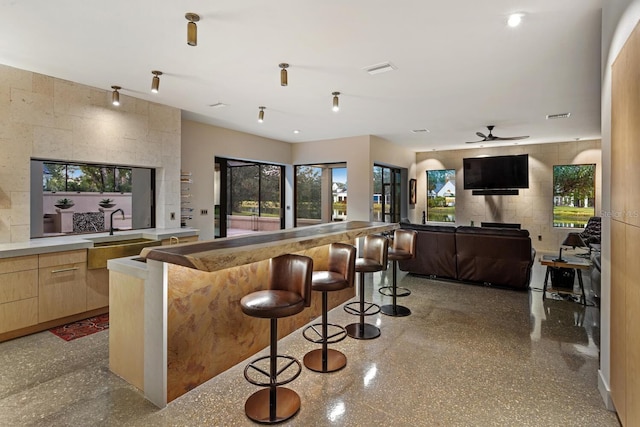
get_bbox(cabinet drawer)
[0,270,38,304]
[39,250,87,268]
[38,262,87,323]
[0,255,38,274]
[0,298,38,334]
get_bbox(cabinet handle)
[51,267,79,273]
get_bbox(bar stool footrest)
[343,301,380,316]
[302,323,347,344]
[244,354,302,387]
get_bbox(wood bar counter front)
[107,221,396,407]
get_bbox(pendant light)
[151,71,163,93]
[258,106,266,123]
[279,63,289,86]
[185,13,200,46]
[111,86,121,106]
[332,92,340,112]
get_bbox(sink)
[88,238,161,269]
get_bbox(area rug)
[49,313,109,341]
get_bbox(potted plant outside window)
[55,198,74,209]
[99,198,116,208]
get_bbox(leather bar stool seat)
[241,254,313,424]
[380,229,417,317]
[344,234,388,339]
[302,242,356,373]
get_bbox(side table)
[539,254,590,305]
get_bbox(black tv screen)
[463,154,529,189]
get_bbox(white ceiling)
[0,0,603,151]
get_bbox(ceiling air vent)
[546,112,571,119]
[411,129,430,133]
[363,62,397,75]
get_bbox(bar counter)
[140,220,396,271]
[108,221,397,407]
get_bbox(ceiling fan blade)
[476,132,487,139]
[493,135,529,141]
[465,140,484,144]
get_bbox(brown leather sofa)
[397,224,536,290]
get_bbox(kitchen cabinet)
[86,268,109,311]
[38,250,87,323]
[0,255,38,334]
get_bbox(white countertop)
[0,228,198,258]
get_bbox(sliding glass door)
[373,164,401,223]
[214,157,284,238]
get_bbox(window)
[426,169,456,222]
[332,167,347,221]
[553,164,595,228]
[43,163,132,193]
[32,160,154,237]
[224,159,284,236]
[373,165,401,223]
[295,163,347,226]
[295,165,322,226]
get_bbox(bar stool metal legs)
[379,229,417,317]
[244,319,301,423]
[303,291,348,372]
[344,271,381,339]
[380,259,411,317]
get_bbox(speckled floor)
[0,253,620,426]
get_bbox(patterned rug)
[49,313,109,341]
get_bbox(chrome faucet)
[109,209,125,235]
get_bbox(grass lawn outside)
[428,207,455,223]
[553,206,594,228]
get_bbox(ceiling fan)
[466,125,529,143]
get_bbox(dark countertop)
[141,221,397,272]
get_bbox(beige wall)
[0,64,181,243]
[180,127,416,239]
[292,135,416,223]
[415,140,601,252]
[181,120,292,240]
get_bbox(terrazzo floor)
[0,253,620,426]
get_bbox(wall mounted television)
[463,154,529,190]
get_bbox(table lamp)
[554,233,586,262]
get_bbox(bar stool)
[380,229,417,317]
[302,242,356,373]
[240,254,313,424]
[343,234,388,339]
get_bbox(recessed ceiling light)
[546,112,571,119]
[411,129,430,133]
[209,102,227,108]
[293,129,301,134]
[363,62,397,75]
[507,13,524,28]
